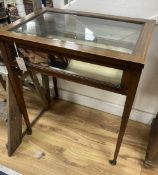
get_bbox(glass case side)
[17,47,123,87]
[11,11,144,55]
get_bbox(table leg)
[42,74,51,107]
[110,70,142,165]
[0,42,32,134]
[7,76,22,156]
[0,75,6,90]
[29,71,49,108]
[145,113,158,167]
[52,77,59,99]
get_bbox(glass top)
[11,11,144,54]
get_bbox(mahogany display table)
[0,8,155,165]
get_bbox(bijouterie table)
[0,8,155,165]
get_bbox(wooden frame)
[0,8,155,165]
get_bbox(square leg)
[7,77,22,156]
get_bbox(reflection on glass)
[64,0,73,5]
[18,47,123,86]
[50,59,123,86]
[12,11,143,54]
[85,28,95,41]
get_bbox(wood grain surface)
[0,86,157,175]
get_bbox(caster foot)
[26,128,32,135]
[109,160,117,166]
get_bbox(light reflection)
[67,41,75,44]
[85,28,95,41]
[52,38,61,41]
[26,21,36,29]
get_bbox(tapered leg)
[29,71,49,108]
[0,75,6,90]
[145,113,158,167]
[42,74,51,107]
[110,69,142,165]
[0,42,32,134]
[52,77,58,99]
[7,77,22,156]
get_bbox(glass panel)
[18,48,123,86]
[12,11,143,54]
[57,60,123,85]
